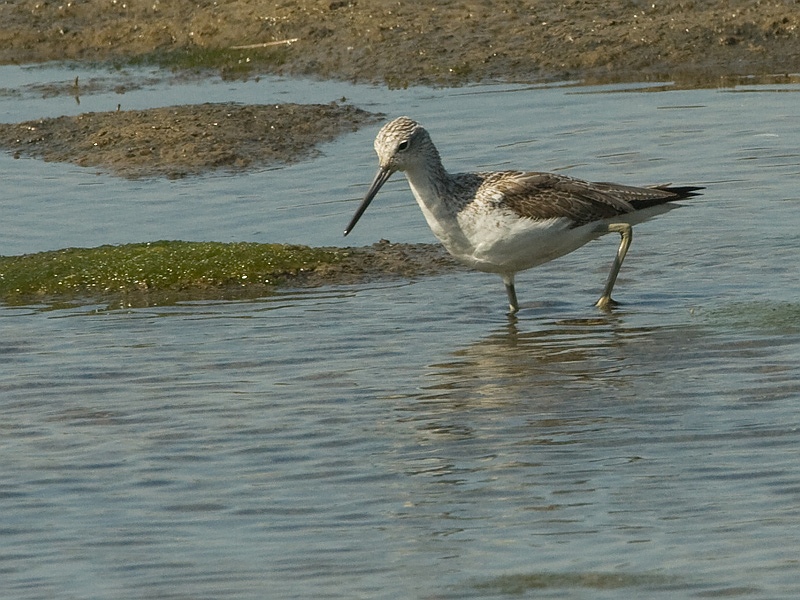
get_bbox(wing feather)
[481,172,692,227]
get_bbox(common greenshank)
[344,116,703,314]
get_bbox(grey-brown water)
[2,66,799,599]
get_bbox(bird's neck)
[404,155,452,215]
[403,157,473,253]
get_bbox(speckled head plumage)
[372,116,440,174]
[344,116,442,236]
[375,116,421,149]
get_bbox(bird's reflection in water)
[396,312,671,452]
[426,314,640,403]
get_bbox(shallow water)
[1,65,800,599]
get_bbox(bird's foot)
[595,296,620,311]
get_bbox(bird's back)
[470,171,701,228]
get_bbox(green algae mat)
[0,241,339,304]
[0,240,457,307]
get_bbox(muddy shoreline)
[1,1,798,179]
[1,1,798,87]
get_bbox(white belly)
[458,211,604,274]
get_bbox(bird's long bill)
[343,166,394,236]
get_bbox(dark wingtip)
[670,185,705,199]
[653,184,705,199]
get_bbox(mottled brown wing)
[485,172,679,227]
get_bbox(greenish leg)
[596,223,632,310]
[503,274,519,314]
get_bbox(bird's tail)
[649,184,705,199]
[628,184,704,210]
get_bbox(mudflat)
[0,103,381,178]
[2,1,798,177]
[1,0,798,86]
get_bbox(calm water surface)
[1,66,799,599]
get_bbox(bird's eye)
[397,140,409,151]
